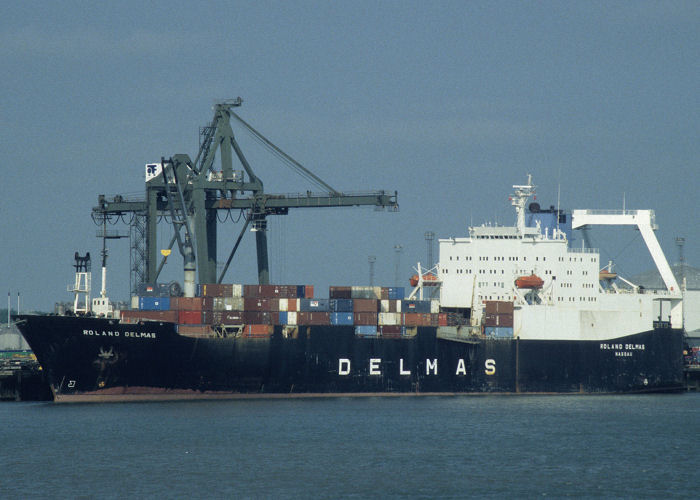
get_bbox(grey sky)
[1,1,698,311]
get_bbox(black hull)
[14,315,685,401]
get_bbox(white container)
[378,312,399,325]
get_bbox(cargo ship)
[14,175,686,401]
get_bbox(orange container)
[244,324,273,337]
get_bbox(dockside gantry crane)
[93,99,398,295]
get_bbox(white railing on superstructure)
[567,247,598,254]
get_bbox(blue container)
[300,298,329,311]
[330,298,354,312]
[387,287,405,300]
[355,325,378,337]
[484,326,513,338]
[401,299,431,313]
[296,285,306,298]
[139,296,170,311]
[279,311,288,324]
[330,312,354,325]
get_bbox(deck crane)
[93,99,398,296]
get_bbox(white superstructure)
[437,176,683,341]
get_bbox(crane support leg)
[255,227,270,285]
[146,187,159,283]
[194,194,218,284]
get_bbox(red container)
[380,325,402,338]
[257,285,278,298]
[353,299,379,313]
[297,312,330,325]
[244,324,273,337]
[120,310,178,323]
[484,313,513,327]
[243,285,261,298]
[438,313,448,327]
[484,301,514,315]
[380,325,402,334]
[243,298,278,311]
[200,283,234,297]
[202,297,215,311]
[178,310,202,325]
[242,311,272,324]
[258,285,276,297]
[498,313,514,327]
[171,297,204,311]
[304,285,314,298]
[208,311,244,324]
[254,285,296,298]
[245,284,298,298]
[354,312,378,326]
[178,324,212,337]
[402,313,418,326]
[402,313,437,327]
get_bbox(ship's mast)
[511,174,536,234]
[69,253,91,314]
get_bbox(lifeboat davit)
[515,273,544,289]
[409,273,439,287]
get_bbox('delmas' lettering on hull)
[338,358,496,376]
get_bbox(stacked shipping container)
[126,284,441,338]
[483,301,514,338]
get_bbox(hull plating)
[15,315,685,401]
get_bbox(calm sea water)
[2,394,698,498]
